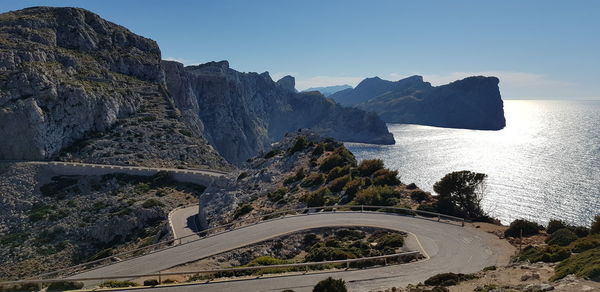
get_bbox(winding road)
[71,211,513,292]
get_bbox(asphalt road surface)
[71,212,512,291]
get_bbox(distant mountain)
[303,84,352,96]
[329,75,506,130]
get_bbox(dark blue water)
[346,100,600,226]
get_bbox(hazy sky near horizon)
[2,0,599,99]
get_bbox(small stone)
[539,284,554,291]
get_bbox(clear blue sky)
[2,0,599,99]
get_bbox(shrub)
[424,273,476,286]
[568,234,600,253]
[312,143,325,157]
[547,219,567,234]
[505,219,543,238]
[343,178,363,199]
[483,265,497,271]
[406,183,418,190]
[306,246,354,262]
[551,247,600,281]
[233,204,253,219]
[302,173,325,187]
[100,280,139,288]
[284,167,306,185]
[518,245,571,263]
[410,190,429,202]
[357,159,384,176]
[47,281,84,291]
[335,229,365,241]
[142,199,164,208]
[373,233,404,249]
[372,169,401,186]
[304,233,319,246]
[289,136,309,154]
[268,187,288,202]
[313,277,347,292]
[264,149,281,159]
[327,166,351,182]
[319,147,356,172]
[143,279,159,286]
[591,215,600,234]
[354,186,400,206]
[303,187,337,207]
[328,175,351,192]
[434,171,488,220]
[416,203,439,217]
[134,183,151,194]
[569,226,590,238]
[546,228,578,246]
[162,279,177,284]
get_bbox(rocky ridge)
[162,60,395,165]
[329,75,506,130]
[0,7,229,169]
[200,130,432,228]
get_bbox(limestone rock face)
[329,75,506,130]
[162,60,394,165]
[0,7,163,160]
[0,7,229,169]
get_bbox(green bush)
[304,233,319,246]
[372,169,400,186]
[289,136,309,154]
[47,281,84,291]
[343,178,363,199]
[408,190,427,202]
[328,175,351,192]
[268,187,288,202]
[142,199,164,208]
[551,247,600,281]
[354,186,400,206]
[504,219,543,238]
[423,273,476,286]
[313,277,347,292]
[306,246,354,262]
[319,147,356,172]
[327,166,351,182]
[100,280,139,288]
[357,159,384,176]
[302,173,325,187]
[518,245,571,263]
[372,233,404,249]
[546,228,578,246]
[233,204,254,219]
[335,229,365,241]
[568,234,600,253]
[303,187,337,207]
[143,279,159,286]
[284,167,306,184]
[134,183,151,194]
[547,219,567,234]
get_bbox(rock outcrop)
[162,60,395,164]
[329,75,506,130]
[0,7,229,169]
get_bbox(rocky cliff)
[162,60,394,165]
[0,7,229,169]
[329,75,506,130]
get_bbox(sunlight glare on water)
[346,100,600,226]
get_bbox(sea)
[345,100,600,226]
